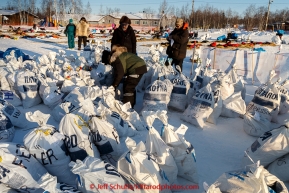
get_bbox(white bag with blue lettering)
[0,112,15,143]
[121,102,146,131]
[182,84,214,128]
[142,79,174,112]
[89,115,122,166]
[142,111,178,184]
[267,153,289,182]
[0,142,49,192]
[0,100,28,128]
[157,111,199,184]
[244,82,280,137]
[24,111,77,186]
[242,125,289,167]
[59,103,100,162]
[207,80,222,124]
[16,70,42,109]
[117,137,171,193]
[71,156,129,193]
[168,72,190,112]
[0,90,22,107]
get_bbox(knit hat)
[80,17,86,22]
[69,19,73,23]
[175,18,184,27]
[119,16,131,24]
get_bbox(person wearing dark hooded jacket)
[111,16,137,54]
[64,19,76,49]
[166,18,189,72]
[110,45,147,107]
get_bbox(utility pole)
[265,0,273,31]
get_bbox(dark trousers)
[172,58,184,72]
[78,36,87,49]
[123,75,143,108]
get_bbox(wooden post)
[251,46,254,85]
[213,48,216,69]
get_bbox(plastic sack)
[142,79,174,112]
[243,111,271,137]
[0,90,22,107]
[89,115,122,166]
[142,111,178,184]
[278,79,289,114]
[71,156,129,193]
[16,70,42,108]
[267,153,289,182]
[59,105,100,162]
[24,111,76,186]
[117,137,171,193]
[157,111,198,184]
[207,80,222,124]
[243,125,289,167]
[0,143,49,191]
[221,92,246,118]
[0,112,15,142]
[182,84,214,128]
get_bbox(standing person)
[166,18,189,72]
[110,45,147,108]
[111,16,136,54]
[76,17,90,50]
[64,19,76,49]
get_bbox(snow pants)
[123,75,143,108]
[67,34,75,48]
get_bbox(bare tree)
[99,4,104,15]
[84,1,92,20]
[243,4,257,31]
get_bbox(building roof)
[132,12,160,20]
[89,15,105,22]
[0,10,38,17]
[109,12,141,20]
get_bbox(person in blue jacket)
[64,19,76,49]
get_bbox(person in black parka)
[166,18,189,72]
[111,16,137,54]
[64,19,76,49]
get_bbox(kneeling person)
[110,45,147,108]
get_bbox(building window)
[154,21,158,25]
[109,20,110,23]
[135,21,139,24]
[143,21,147,25]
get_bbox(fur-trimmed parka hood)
[110,45,128,63]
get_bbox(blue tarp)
[217,35,226,41]
[231,33,238,39]
[1,47,32,61]
[277,30,284,35]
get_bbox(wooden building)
[0,10,38,26]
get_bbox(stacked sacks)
[0,99,28,128]
[206,161,288,193]
[207,78,223,125]
[71,156,131,193]
[59,103,100,162]
[168,66,190,112]
[89,114,122,166]
[117,138,171,193]
[23,111,76,186]
[182,84,215,128]
[142,79,174,112]
[142,111,178,184]
[157,110,198,184]
[242,125,289,167]
[0,111,14,142]
[243,80,280,137]
[0,142,49,191]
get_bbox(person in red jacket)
[166,18,189,72]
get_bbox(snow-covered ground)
[0,29,289,193]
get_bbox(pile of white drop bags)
[71,156,129,193]
[168,73,190,111]
[142,79,173,112]
[16,70,42,108]
[0,142,48,191]
[207,80,222,124]
[24,111,76,185]
[121,103,146,131]
[142,111,178,184]
[206,162,288,193]
[89,115,122,166]
[117,137,171,193]
[59,105,100,162]
[157,111,198,183]
[0,100,28,128]
[244,81,280,137]
[242,125,289,167]
[182,84,214,128]
[0,112,14,142]
[226,63,246,100]
[39,81,63,109]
